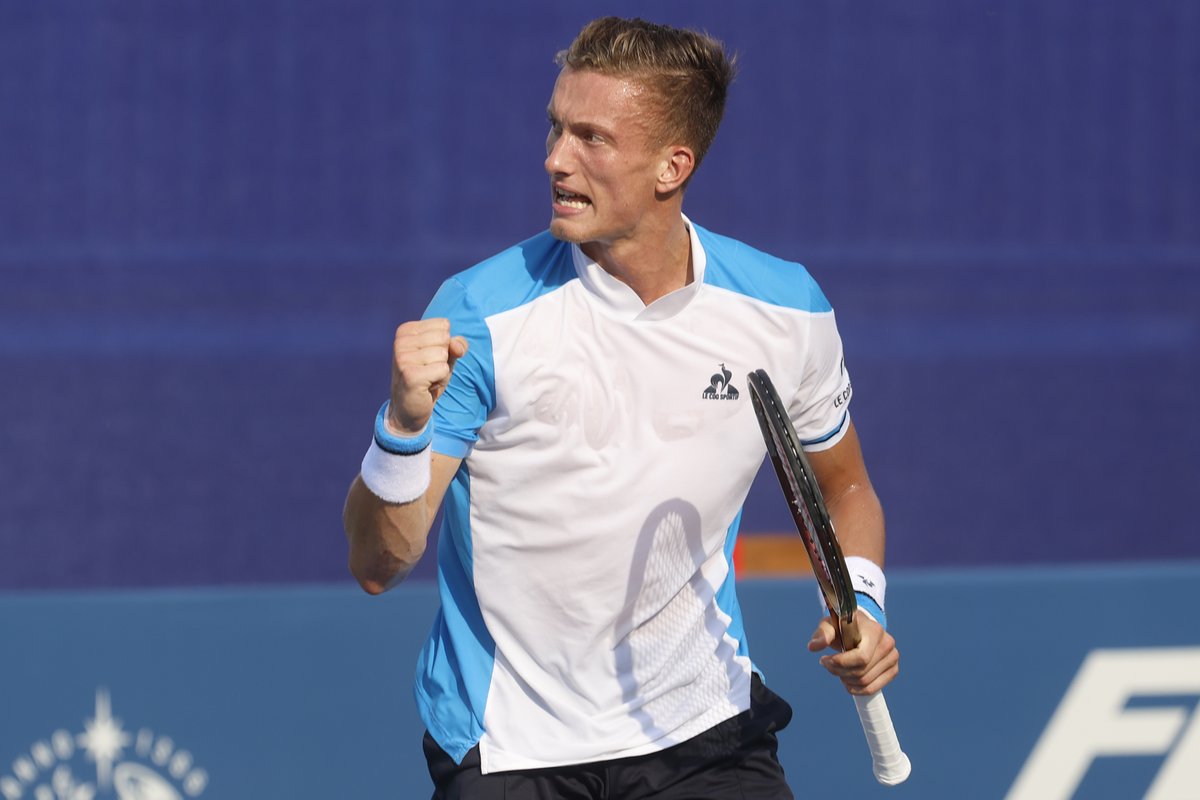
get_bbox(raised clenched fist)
[387,318,468,436]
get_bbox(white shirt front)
[415,219,851,772]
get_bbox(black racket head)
[747,369,857,630]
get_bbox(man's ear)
[656,145,696,194]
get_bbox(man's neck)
[581,215,693,307]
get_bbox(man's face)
[544,68,669,249]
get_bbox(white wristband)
[844,556,887,611]
[815,557,889,629]
[360,437,431,504]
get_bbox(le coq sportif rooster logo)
[701,363,739,400]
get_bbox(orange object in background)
[733,535,813,578]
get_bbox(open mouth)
[554,188,592,210]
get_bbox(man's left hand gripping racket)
[747,368,912,786]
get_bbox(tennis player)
[344,16,899,799]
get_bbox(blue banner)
[3,563,1198,798]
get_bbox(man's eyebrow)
[545,108,617,140]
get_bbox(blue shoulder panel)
[452,231,577,319]
[693,224,833,313]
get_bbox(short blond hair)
[556,17,737,176]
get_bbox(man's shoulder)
[693,223,832,314]
[442,230,576,316]
[455,230,565,278]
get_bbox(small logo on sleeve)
[834,358,852,408]
[701,364,740,400]
[833,383,853,408]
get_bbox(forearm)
[807,422,890,632]
[343,476,434,594]
[345,319,470,594]
[824,479,886,567]
[808,422,886,567]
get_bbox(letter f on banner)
[1007,647,1200,800]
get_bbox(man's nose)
[545,133,570,175]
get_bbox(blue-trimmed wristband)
[359,402,433,504]
[854,591,888,631]
[374,402,433,455]
[845,556,888,631]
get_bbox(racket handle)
[852,691,912,785]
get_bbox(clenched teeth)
[555,189,591,209]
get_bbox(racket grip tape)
[852,691,912,785]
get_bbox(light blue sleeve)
[422,277,496,458]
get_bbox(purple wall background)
[1,1,1197,589]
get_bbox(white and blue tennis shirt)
[416,218,852,773]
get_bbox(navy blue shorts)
[424,673,795,799]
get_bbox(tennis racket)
[746,368,912,786]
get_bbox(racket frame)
[746,368,911,785]
[746,369,860,647]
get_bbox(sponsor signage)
[1,689,207,800]
[1007,648,1200,799]
[1,564,1197,798]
